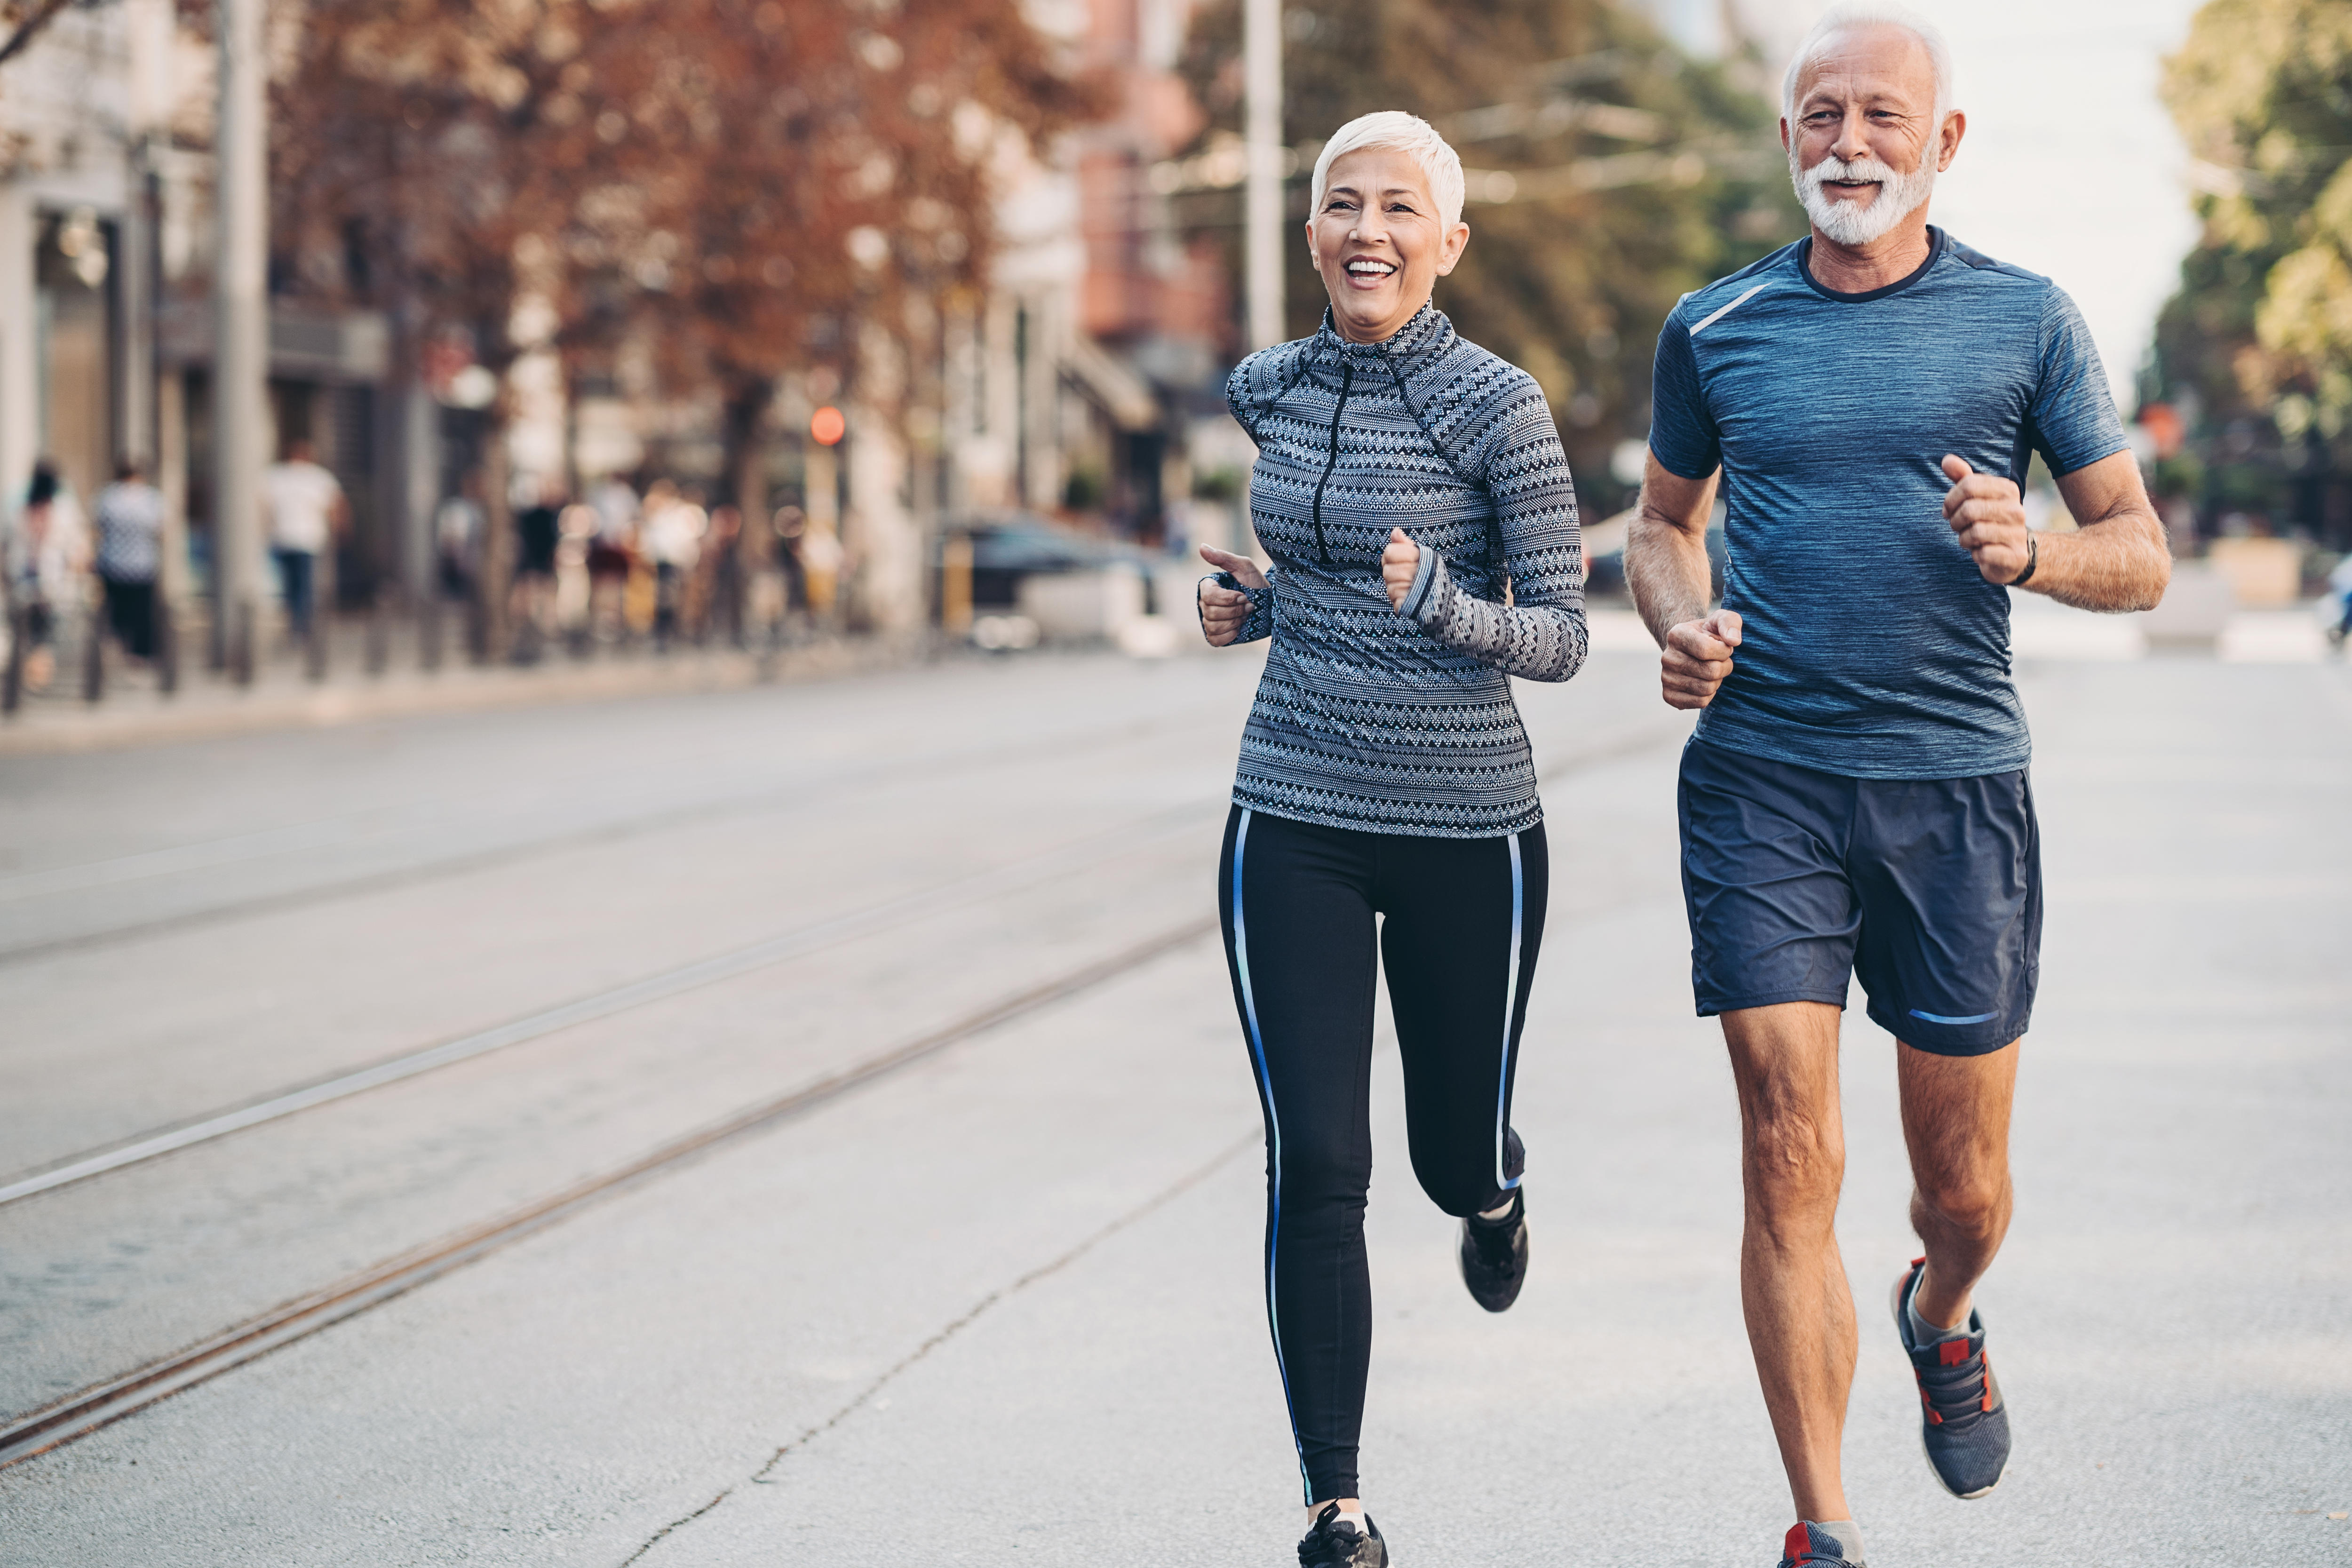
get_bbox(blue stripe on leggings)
[1231,809,1311,1500]
[1494,831,1524,1193]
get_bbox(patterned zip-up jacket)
[1219,302,1588,838]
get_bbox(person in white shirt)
[94,459,167,660]
[262,439,347,641]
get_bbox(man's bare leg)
[1898,1040,2018,1329]
[1724,1000,1853,1524]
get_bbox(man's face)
[1781,24,1958,247]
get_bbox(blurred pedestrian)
[639,480,706,649]
[585,472,639,644]
[8,461,90,692]
[510,476,563,660]
[93,458,165,661]
[435,477,485,603]
[1199,110,1587,1568]
[262,439,346,645]
[1627,12,2171,1564]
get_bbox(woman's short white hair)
[1311,111,1467,231]
[1781,2,1955,133]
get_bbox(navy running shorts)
[1676,736,2040,1055]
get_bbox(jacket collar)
[1309,300,1452,366]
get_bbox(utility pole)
[1243,0,1283,350]
[214,0,267,681]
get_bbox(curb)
[0,639,914,759]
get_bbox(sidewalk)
[0,628,913,758]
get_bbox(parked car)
[932,512,1152,613]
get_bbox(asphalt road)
[0,638,2344,1566]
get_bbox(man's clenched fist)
[1381,528,1420,610]
[1661,608,1743,710]
[1942,454,2034,585]
[1197,544,1268,647]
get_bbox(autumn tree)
[266,0,1095,641]
[1180,0,1798,516]
[2152,0,2352,542]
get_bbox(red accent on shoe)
[1784,1523,1810,1561]
[1980,1352,1995,1411]
[1939,1337,1971,1366]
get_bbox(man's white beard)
[1791,148,1937,247]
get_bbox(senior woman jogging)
[1196,111,1587,1568]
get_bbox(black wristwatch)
[2010,533,2038,588]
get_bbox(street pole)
[214,0,267,682]
[1243,0,1283,351]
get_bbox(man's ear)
[1936,109,1967,172]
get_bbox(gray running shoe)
[1297,1503,1387,1567]
[1892,1256,2011,1498]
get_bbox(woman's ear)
[1433,220,1471,278]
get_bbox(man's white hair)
[1781,2,1956,133]
[1311,111,1467,231]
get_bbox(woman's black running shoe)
[1891,1256,2010,1498]
[1297,1504,1387,1567]
[1457,1186,1528,1312]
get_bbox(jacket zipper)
[1310,361,1354,565]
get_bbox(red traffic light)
[810,406,846,446]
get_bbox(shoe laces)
[1299,1506,1368,1567]
[1914,1337,1994,1428]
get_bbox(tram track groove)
[0,719,1683,1206]
[0,913,1221,1471]
[0,798,1221,1207]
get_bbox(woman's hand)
[1381,528,1420,610]
[1198,544,1268,647]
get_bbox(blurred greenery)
[2152,0,2352,541]
[1177,0,1803,517]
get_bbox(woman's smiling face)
[1307,146,1470,345]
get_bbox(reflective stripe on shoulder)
[1689,282,1771,338]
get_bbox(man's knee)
[1913,1166,2010,1237]
[1743,1106,1844,1227]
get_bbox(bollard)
[942,532,974,638]
[420,589,443,672]
[156,595,179,697]
[2,602,22,714]
[305,606,327,683]
[82,607,103,704]
[366,589,389,677]
[230,600,255,687]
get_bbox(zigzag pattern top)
[1219,303,1588,838]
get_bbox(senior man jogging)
[1626,7,2170,1566]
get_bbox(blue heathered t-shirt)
[1648,227,2129,779]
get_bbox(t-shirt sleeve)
[2030,287,2130,476]
[1647,310,1721,481]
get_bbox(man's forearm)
[2020,508,2169,614]
[1627,516,1715,648]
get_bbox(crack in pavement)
[618,1130,1260,1566]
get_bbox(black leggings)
[1217,805,1548,1504]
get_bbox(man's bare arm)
[1944,449,2168,613]
[1627,451,1742,710]
[2039,450,2171,613]
[1627,453,1717,645]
